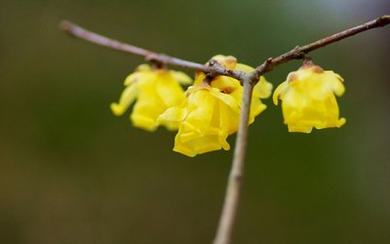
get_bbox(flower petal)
[171,71,193,85]
[158,104,188,131]
[253,76,273,99]
[110,83,138,116]
[273,81,288,105]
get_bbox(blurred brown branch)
[59,15,390,244]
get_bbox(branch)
[59,15,390,244]
[60,15,390,83]
[249,15,390,80]
[59,20,246,81]
[213,79,254,244]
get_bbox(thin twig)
[213,78,254,244]
[59,15,390,244]
[59,20,246,81]
[249,15,390,80]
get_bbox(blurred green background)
[1,0,389,243]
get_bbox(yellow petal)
[136,64,152,72]
[218,101,240,134]
[155,73,186,107]
[253,76,273,99]
[249,99,267,124]
[209,87,240,113]
[323,71,345,96]
[158,105,188,131]
[171,71,193,85]
[124,64,153,85]
[131,97,164,131]
[174,132,230,157]
[110,83,138,116]
[185,90,217,133]
[125,72,153,86]
[273,81,288,105]
[211,55,237,70]
[210,76,241,92]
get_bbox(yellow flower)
[111,64,192,131]
[273,63,346,133]
[158,55,272,157]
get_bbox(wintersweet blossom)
[111,64,192,131]
[158,55,272,157]
[273,62,346,133]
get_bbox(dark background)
[1,0,390,243]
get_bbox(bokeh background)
[1,0,390,243]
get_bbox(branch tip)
[378,15,390,25]
[59,20,73,32]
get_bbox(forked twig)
[59,15,390,244]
